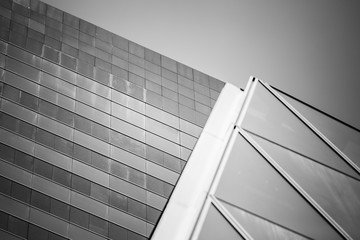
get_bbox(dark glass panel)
[39,99,57,119]
[110,160,129,180]
[52,167,71,187]
[2,84,20,102]
[109,223,127,240]
[28,224,48,240]
[128,168,145,187]
[11,181,31,203]
[147,175,164,196]
[31,190,51,212]
[128,231,146,240]
[146,206,161,224]
[14,150,34,171]
[18,120,36,140]
[71,175,91,196]
[8,215,28,238]
[89,215,108,236]
[92,122,109,142]
[91,152,110,172]
[128,198,146,219]
[34,159,53,179]
[74,114,92,134]
[0,176,11,195]
[73,143,91,164]
[0,143,15,162]
[54,136,73,156]
[0,112,19,132]
[90,183,109,204]
[0,211,8,230]
[50,198,70,221]
[56,107,74,126]
[70,207,89,228]
[110,191,127,211]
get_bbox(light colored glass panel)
[72,160,109,187]
[279,91,360,170]
[111,89,145,114]
[76,74,111,99]
[75,101,110,127]
[198,204,244,240]
[29,208,69,238]
[31,175,70,203]
[242,83,359,179]
[146,132,180,158]
[69,224,107,240]
[109,176,146,203]
[146,117,179,144]
[73,130,110,156]
[34,144,72,171]
[37,115,73,140]
[70,191,108,219]
[111,102,145,128]
[1,99,38,124]
[0,194,30,221]
[215,134,342,240]
[4,71,40,96]
[145,104,179,129]
[0,160,32,188]
[220,199,308,240]
[250,132,360,239]
[108,206,147,236]
[76,87,110,114]
[111,116,145,142]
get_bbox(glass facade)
[191,79,360,240]
[0,0,224,239]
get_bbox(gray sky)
[42,0,360,129]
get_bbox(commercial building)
[1,1,359,240]
[0,0,224,239]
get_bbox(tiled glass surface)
[0,0,225,239]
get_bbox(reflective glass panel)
[198,204,243,240]
[220,199,308,240]
[242,83,359,179]
[278,91,360,170]
[215,133,342,240]
[249,132,360,239]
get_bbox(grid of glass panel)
[0,0,225,239]
[195,80,360,240]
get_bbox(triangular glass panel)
[242,82,359,179]
[215,133,342,239]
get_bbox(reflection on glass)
[215,134,342,240]
[278,91,360,170]
[198,204,243,240]
[242,83,359,179]
[249,132,360,239]
[220,199,308,240]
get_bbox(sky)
[42,0,360,129]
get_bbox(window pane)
[14,150,34,171]
[89,215,108,236]
[54,136,73,156]
[70,207,89,228]
[128,168,145,187]
[242,83,359,179]
[90,183,109,203]
[74,114,92,134]
[0,143,15,162]
[31,191,51,212]
[52,167,71,187]
[35,128,55,148]
[18,120,36,140]
[221,199,308,240]
[198,204,243,240]
[8,216,28,238]
[28,224,48,240]
[50,198,70,221]
[109,223,127,240]
[0,176,11,195]
[11,182,31,204]
[71,175,91,195]
[215,133,342,240]
[91,152,110,172]
[146,206,161,224]
[110,191,127,211]
[73,144,91,164]
[128,198,146,219]
[34,159,53,179]
[0,211,8,230]
[19,91,39,111]
[2,83,20,102]
[250,132,360,239]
